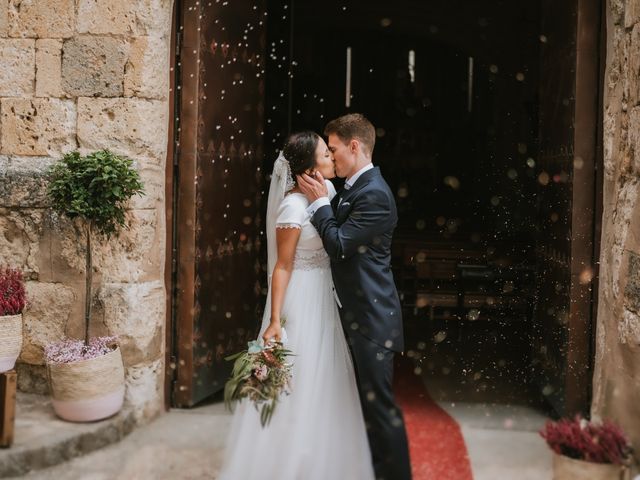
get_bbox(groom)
[298,113,412,480]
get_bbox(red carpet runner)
[394,361,474,480]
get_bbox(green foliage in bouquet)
[224,339,294,427]
[47,150,144,346]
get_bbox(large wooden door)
[172,0,267,406]
[533,0,601,416]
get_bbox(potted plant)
[0,266,26,373]
[45,149,144,422]
[540,416,633,480]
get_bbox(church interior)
[264,0,551,409]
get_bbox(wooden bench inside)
[393,237,535,323]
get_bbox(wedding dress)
[218,175,375,480]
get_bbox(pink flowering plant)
[44,336,119,364]
[540,416,632,465]
[0,266,27,316]
[224,333,294,427]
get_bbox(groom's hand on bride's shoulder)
[297,172,328,201]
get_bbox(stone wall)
[0,0,173,423]
[592,0,640,453]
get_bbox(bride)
[218,132,375,480]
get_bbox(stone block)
[0,39,35,97]
[627,0,640,29]
[35,39,62,97]
[0,155,54,207]
[0,208,44,276]
[77,97,168,159]
[124,36,169,100]
[92,208,164,283]
[0,98,76,156]
[125,358,163,423]
[43,213,88,277]
[8,0,74,38]
[629,25,640,109]
[609,0,625,26]
[97,281,165,365]
[0,0,7,36]
[62,36,128,97]
[20,281,76,365]
[625,251,640,313]
[45,211,157,286]
[629,108,640,174]
[14,362,48,394]
[130,162,165,210]
[619,308,640,346]
[602,116,615,180]
[77,0,172,37]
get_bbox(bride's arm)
[263,227,301,343]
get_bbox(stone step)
[0,392,135,477]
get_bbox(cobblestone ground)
[9,396,553,480]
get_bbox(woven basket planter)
[47,346,125,422]
[553,454,631,480]
[0,314,23,373]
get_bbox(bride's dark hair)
[282,131,320,180]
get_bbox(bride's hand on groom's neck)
[297,172,328,202]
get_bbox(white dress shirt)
[306,163,374,216]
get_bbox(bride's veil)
[265,152,295,284]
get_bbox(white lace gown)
[218,189,375,480]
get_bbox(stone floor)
[0,393,135,478]
[9,393,553,479]
[439,401,552,480]
[8,397,230,480]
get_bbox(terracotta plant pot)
[553,453,630,480]
[0,314,23,373]
[46,346,125,422]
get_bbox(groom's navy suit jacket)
[311,167,404,353]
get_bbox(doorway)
[169,0,602,415]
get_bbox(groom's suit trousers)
[347,331,412,480]
[310,167,412,479]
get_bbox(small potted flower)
[540,416,633,480]
[0,266,26,373]
[45,150,143,422]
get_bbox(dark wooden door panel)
[534,0,600,416]
[174,0,267,407]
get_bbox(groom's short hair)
[324,113,375,156]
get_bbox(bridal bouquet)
[224,331,294,427]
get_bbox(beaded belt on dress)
[293,250,331,271]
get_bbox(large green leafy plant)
[47,150,144,346]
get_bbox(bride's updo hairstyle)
[282,131,320,181]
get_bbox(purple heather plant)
[45,336,118,364]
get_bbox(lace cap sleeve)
[276,196,306,229]
[326,179,337,201]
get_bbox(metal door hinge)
[173,147,179,166]
[176,30,184,56]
